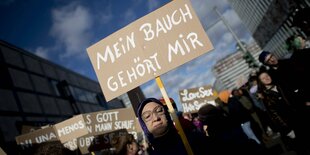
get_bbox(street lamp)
[213,7,259,68]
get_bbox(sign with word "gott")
[179,85,218,113]
[82,108,140,136]
[87,0,213,101]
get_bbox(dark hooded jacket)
[137,98,187,155]
[198,104,265,155]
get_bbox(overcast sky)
[0,0,253,111]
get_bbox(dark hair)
[256,69,273,95]
[285,35,306,51]
[198,104,227,130]
[111,134,136,155]
[33,141,77,155]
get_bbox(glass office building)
[228,0,310,58]
[0,40,145,154]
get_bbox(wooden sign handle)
[155,76,194,155]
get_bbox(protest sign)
[21,125,39,134]
[53,115,88,143]
[78,129,128,154]
[63,138,78,151]
[0,146,7,155]
[87,0,213,101]
[83,108,139,136]
[179,85,218,113]
[15,126,58,150]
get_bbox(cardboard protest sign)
[21,125,39,134]
[83,108,139,136]
[179,85,218,113]
[78,129,128,154]
[53,115,88,143]
[0,147,7,155]
[16,120,52,134]
[15,126,58,150]
[62,138,79,151]
[87,0,213,101]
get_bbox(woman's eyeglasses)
[142,106,165,122]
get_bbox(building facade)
[213,41,262,91]
[0,40,145,154]
[228,0,310,58]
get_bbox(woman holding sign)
[137,98,188,155]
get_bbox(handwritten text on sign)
[77,129,128,154]
[53,115,88,143]
[87,0,213,101]
[83,108,139,136]
[15,126,58,150]
[179,85,218,113]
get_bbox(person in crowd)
[198,103,267,155]
[258,50,309,120]
[176,111,196,134]
[256,70,309,154]
[232,88,265,144]
[248,73,267,112]
[216,90,230,115]
[247,72,275,144]
[258,49,310,139]
[218,90,252,128]
[177,110,213,155]
[286,35,310,51]
[182,112,193,122]
[285,35,310,73]
[192,115,203,133]
[159,97,196,135]
[137,98,188,155]
[33,141,78,155]
[160,97,214,153]
[110,133,140,155]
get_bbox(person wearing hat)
[258,51,309,112]
[137,98,187,155]
[258,49,310,151]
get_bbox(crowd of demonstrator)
[11,6,310,155]
[130,34,309,155]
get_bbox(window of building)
[23,55,43,75]
[42,63,58,79]
[9,68,33,90]
[56,69,68,81]
[17,92,42,114]
[55,98,74,115]
[74,87,87,102]
[39,96,60,115]
[1,46,25,68]
[81,103,93,113]
[0,89,19,112]
[31,74,52,95]
[51,80,60,96]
